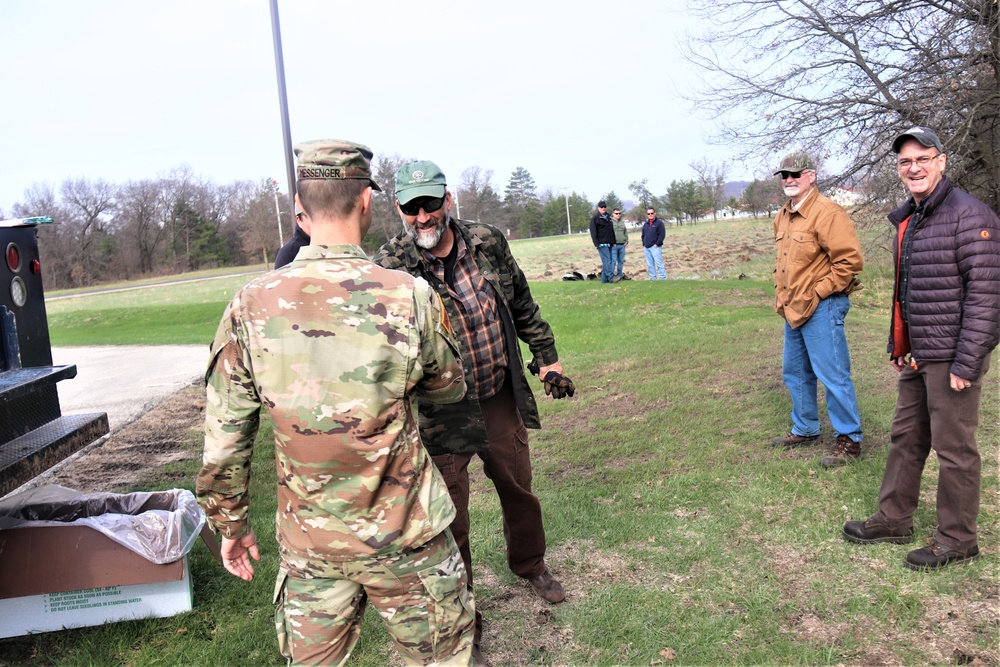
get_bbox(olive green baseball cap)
[394,160,447,204]
[773,151,816,175]
[294,139,382,191]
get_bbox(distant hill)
[724,181,750,200]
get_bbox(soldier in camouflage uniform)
[373,160,575,661]
[196,141,475,666]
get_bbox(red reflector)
[31,259,41,274]
[5,243,19,271]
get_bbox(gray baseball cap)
[892,126,944,153]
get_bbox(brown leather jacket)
[773,188,864,328]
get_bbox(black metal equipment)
[0,218,109,496]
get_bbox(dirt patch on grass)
[515,223,774,283]
[26,382,205,493]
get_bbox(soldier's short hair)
[298,179,370,219]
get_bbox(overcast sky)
[0,0,750,214]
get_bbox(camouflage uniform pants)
[273,530,475,666]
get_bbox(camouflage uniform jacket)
[196,245,466,573]
[372,219,559,455]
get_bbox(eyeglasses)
[778,171,805,180]
[646,212,655,216]
[897,153,942,169]
[399,196,445,216]
[295,212,305,222]
[613,212,621,215]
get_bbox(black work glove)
[527,359,575,398]
[541,370,575,399]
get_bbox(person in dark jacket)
[274,206,311,269]
[843,126,1000,571]
[641,207,666,279]
[589,201,615,282]
[373,160,575,663]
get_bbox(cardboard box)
[0,497,218,638]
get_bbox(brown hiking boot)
[905,542,980,571]
[821,435,861,468]
[770,432,820,448]
[842,517,913,544]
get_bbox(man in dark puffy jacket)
[843,126,1000,571]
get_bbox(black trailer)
[0,217,108,496]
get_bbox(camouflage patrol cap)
[395,160,447,205]
[773,151,816,175]
[294,139,382,191]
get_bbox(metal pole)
[269,0,296,221]
[563,191,572,235]
[453,189,461,219]
[271,180,285,246]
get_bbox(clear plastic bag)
[0,485,205,565]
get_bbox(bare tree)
[60,178,117,285]
[690,159,729,221]
[117,179,168,276]
[457,166,504,227]
[369,153,407,249]
[685,0,1000,212]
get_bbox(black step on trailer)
[0,217,108,496]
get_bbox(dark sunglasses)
[778,171,803,180]
[399,196,445,216]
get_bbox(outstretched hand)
[221,529,260,581]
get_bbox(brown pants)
[431,380,548,643]
[874,357,991,550]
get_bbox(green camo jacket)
[196,245,465,573]
[372,220,559,455]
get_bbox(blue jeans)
[643,246,665,280]
[782,294,863,441]
[597,245,613,282]
[611,244,625,279]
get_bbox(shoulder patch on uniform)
[981,229,991,240]
[435,292,453,336]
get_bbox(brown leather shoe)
[770,432,820,448]
[821,435,861,467]
[528,570,565,604]
[843,518,913,544]
[905,542,980,571]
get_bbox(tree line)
[3,157,739,290]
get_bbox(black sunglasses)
[399,196,445,216]
[778,171,803,180]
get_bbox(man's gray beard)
[407,214,449,250]
[783,185,799,198]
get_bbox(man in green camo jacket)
[196,140,475,666]
[373,160,575,663]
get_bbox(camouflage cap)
[294,139,382,191]
[773,151,816,175]
[395,160,447,205]
[892,126,944,153]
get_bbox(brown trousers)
[431,380,548,643]
[874,356,991,550]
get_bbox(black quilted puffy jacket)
[887,175,1000,381]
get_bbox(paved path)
[51,345,207,431]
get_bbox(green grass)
[5,228,997,666]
